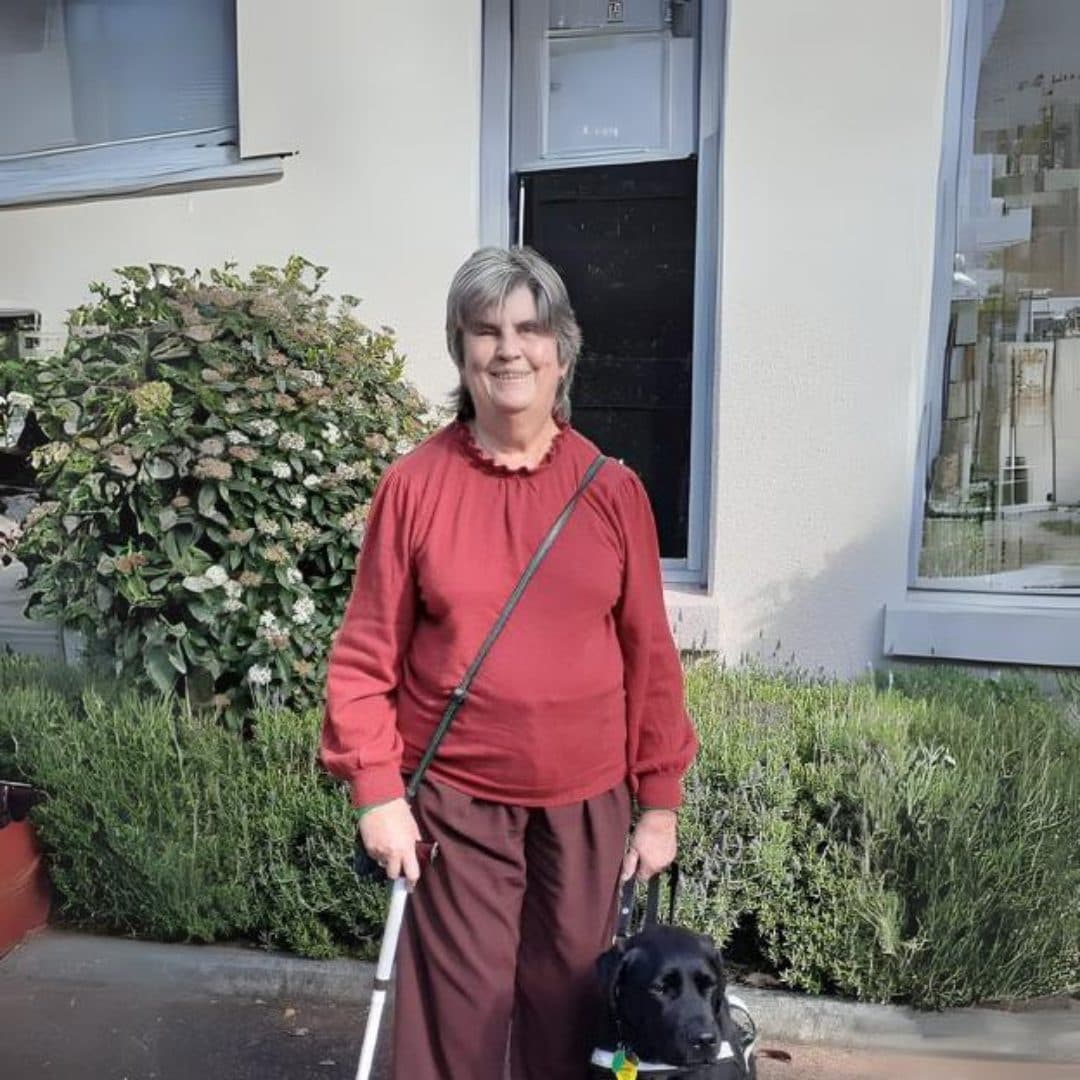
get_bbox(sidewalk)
[2,930,1078,1079]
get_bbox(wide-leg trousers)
[391,780,632,1080]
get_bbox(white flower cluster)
[285,567,303,585]
[204,565,229,587]
[334,462,358,481]
[271,461,291,479]
[291,596,316,624]
[255,515,280,537]
[247,664,272,687]
[224,399,245,415]
[288,492,306,509]
[322,422,342,446]
[297,368,324,387]
[279,432,306,452]
[250,418,278,438]
[226,430,250,445]
[302,474,322,490]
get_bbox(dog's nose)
[691,1031,718,1050]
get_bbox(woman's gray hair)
[445,246,582,422]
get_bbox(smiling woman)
[321,247,698,1077]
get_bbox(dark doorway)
[521,157,697,558]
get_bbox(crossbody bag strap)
[404,452,607,801]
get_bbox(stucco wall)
[1,0,955,677]
[0,1,481,408]
[705,0,951,674]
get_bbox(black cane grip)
[352,843,384,881]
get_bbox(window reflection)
[921,0,1080,591]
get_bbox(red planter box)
[0,818,50,957]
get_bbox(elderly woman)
[322,246,697,1079]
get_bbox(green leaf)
[145,457,175,480]
[197,484,217,518]
[144,647,177,694]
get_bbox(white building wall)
[0,1,482,408]
[1,0,959,677]
[704,0,951,675]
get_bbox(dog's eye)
[650,971,681,997]
[695,973,717,996]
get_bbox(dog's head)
[596,925,727,1067]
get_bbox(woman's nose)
[496,330,521,358]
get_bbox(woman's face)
[460,284,566,428]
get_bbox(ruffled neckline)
[454,419,568,476]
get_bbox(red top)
[320,421,697,810]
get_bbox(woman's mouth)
[490,371,532,382]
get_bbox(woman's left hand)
[621,808,678,882]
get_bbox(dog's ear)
[700,935,728,1011]
[595,943,625,997]
[596,944,644,1015]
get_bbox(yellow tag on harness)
[610,1049,639,1079]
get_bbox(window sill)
[883,591,1080,667]
[0,156,284,211]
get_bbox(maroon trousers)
[392,781,632,1080]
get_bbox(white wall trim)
[884,594,1080,667]
[479,0,512,247]
[907,0,971,586]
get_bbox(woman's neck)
[469,412,560,470]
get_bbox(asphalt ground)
[2,977,1078,1080]
[2,932,1078,1080]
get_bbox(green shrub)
[679,663,1080,1007]
[15,259,433,721]
[3,655,1077,1002]
[0,655,385,958]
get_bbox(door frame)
[479,0,726,584]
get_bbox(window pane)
[65,0,237,146]
[547,35,668,158]
[920,0,1080,592]
[0,0,236,158]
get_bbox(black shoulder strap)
[404,453,606,801]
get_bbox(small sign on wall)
[608,1,624,22]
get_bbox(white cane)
[354,876,408,1080]
[353,841,438,1080]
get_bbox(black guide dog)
[592,922,756,1077]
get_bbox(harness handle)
[615,861,679,945]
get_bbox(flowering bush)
[17,258,433,721]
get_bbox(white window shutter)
[236,0,299,159]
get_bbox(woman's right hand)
[358,798,423,887]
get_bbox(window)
[483,0,721,578]
[0,0,281,207]
[918,0,1080,595]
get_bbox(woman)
[322,246,697,1079]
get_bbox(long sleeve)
[613,473,699,809]
[321,469,417,807]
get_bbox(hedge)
[1,655,1077,1007]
